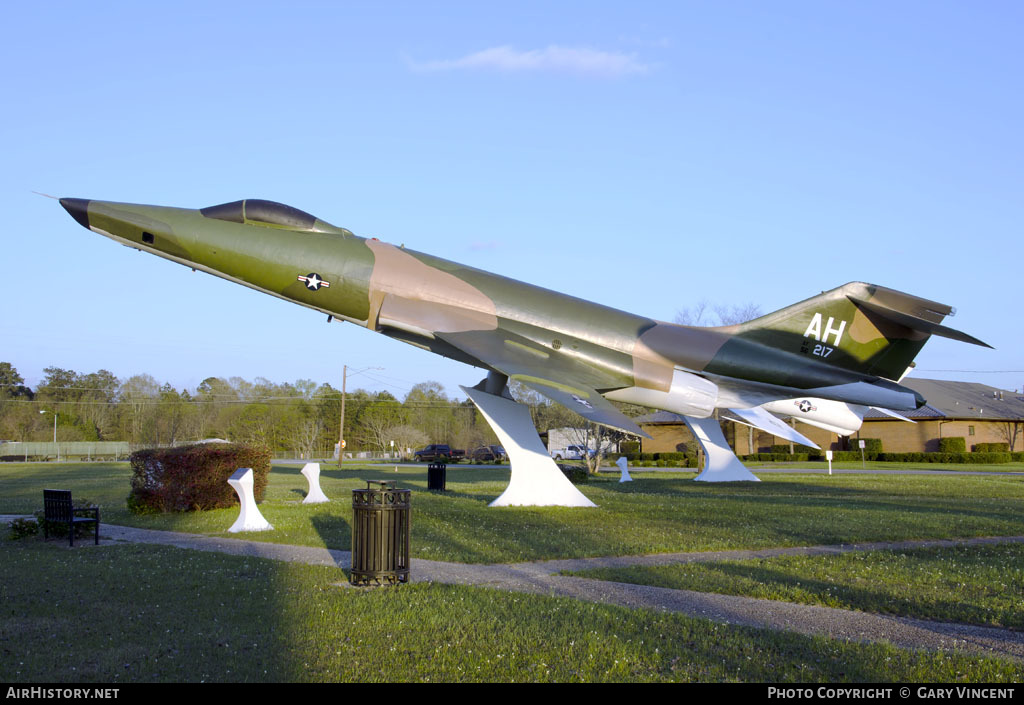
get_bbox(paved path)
[7,513,1022,664]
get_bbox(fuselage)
[59,197,926,415]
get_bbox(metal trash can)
[427,462,447,491]
[350,481,410,586]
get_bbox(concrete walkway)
[8,513,1021,665]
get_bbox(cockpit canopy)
[200,199,328,232]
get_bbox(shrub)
[969,452,1012,464]
[869,452,1011,464]
[1013,452,1024,462]
[770,444,818,455]
[973,442,1010,453]
[654,452,687,464]
[744,453,812,462]
[28,500,99,540]
[128,443,271,513]
[558,464,588,483]
[821,451,880,462]
[939,437,966,453]
[8,517,39,540]
[619,441,640,455]
[851,438,883,452]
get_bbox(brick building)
[636,378,1024,455]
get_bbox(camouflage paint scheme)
[58,198,990,437]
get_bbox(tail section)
[731,282,990,382]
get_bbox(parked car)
[413,444,453,462]
[470,445,507,463]
[549,444,595,461]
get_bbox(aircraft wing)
[435,328,650,438]
[870,406,916,423]
[725,406,821,449]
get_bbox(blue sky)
[2,1,1021,399]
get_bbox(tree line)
[0,362,632,460]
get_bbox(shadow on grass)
[310,514,351,571]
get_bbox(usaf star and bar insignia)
[297,273,330,291]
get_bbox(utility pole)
[336,365,382,468]
[337,365,347,468]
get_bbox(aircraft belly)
[603,368,718,417]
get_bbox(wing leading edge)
[435,328,651,438]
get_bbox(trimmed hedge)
[973,442,1010,453]
[770,444,819,455]
[744,453,814,462]
[826,451,1013,464]
[630,457,698,468]
[128,443,271,513]
[939,437,967,453]
[558,464,589,483]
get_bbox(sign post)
[858,439,866,470]
[825,449,833,475]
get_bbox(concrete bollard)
[227,468,273,532]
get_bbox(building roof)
[635,410,686,425]
[869,378,1024,421]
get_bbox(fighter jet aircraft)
[58,197,990,504]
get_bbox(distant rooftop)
[868,378,1024,420]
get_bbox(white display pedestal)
[462,386,596,507]
[227,467,273,532]
[685,416,761,482]
[616,456,632,483]
[301,462,330,504]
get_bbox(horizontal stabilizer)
[853,298,992,348]
[726,406,821,449]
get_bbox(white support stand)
[300,462,330,504]
[461,385,596,507]
[227,468,273,532]
[685,416,761,482]
[616,456,632,483]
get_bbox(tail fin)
[732,282,991,381]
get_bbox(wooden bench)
[42,489,99,546]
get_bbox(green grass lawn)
[2,540,1021,683]
[3,462,1024,563]
[566,543,1024,630]
[4,461,1024,683]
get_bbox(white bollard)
[227,468,273,532]
[300,462,330,504]
[616,456,632,483]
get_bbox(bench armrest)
[73,506,100,520]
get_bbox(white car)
[550,444,595,461]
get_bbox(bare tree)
[995,418,1022,452]
[385,424,429,459]
[675,301,762,327]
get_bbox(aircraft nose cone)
[60,198,91,230]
